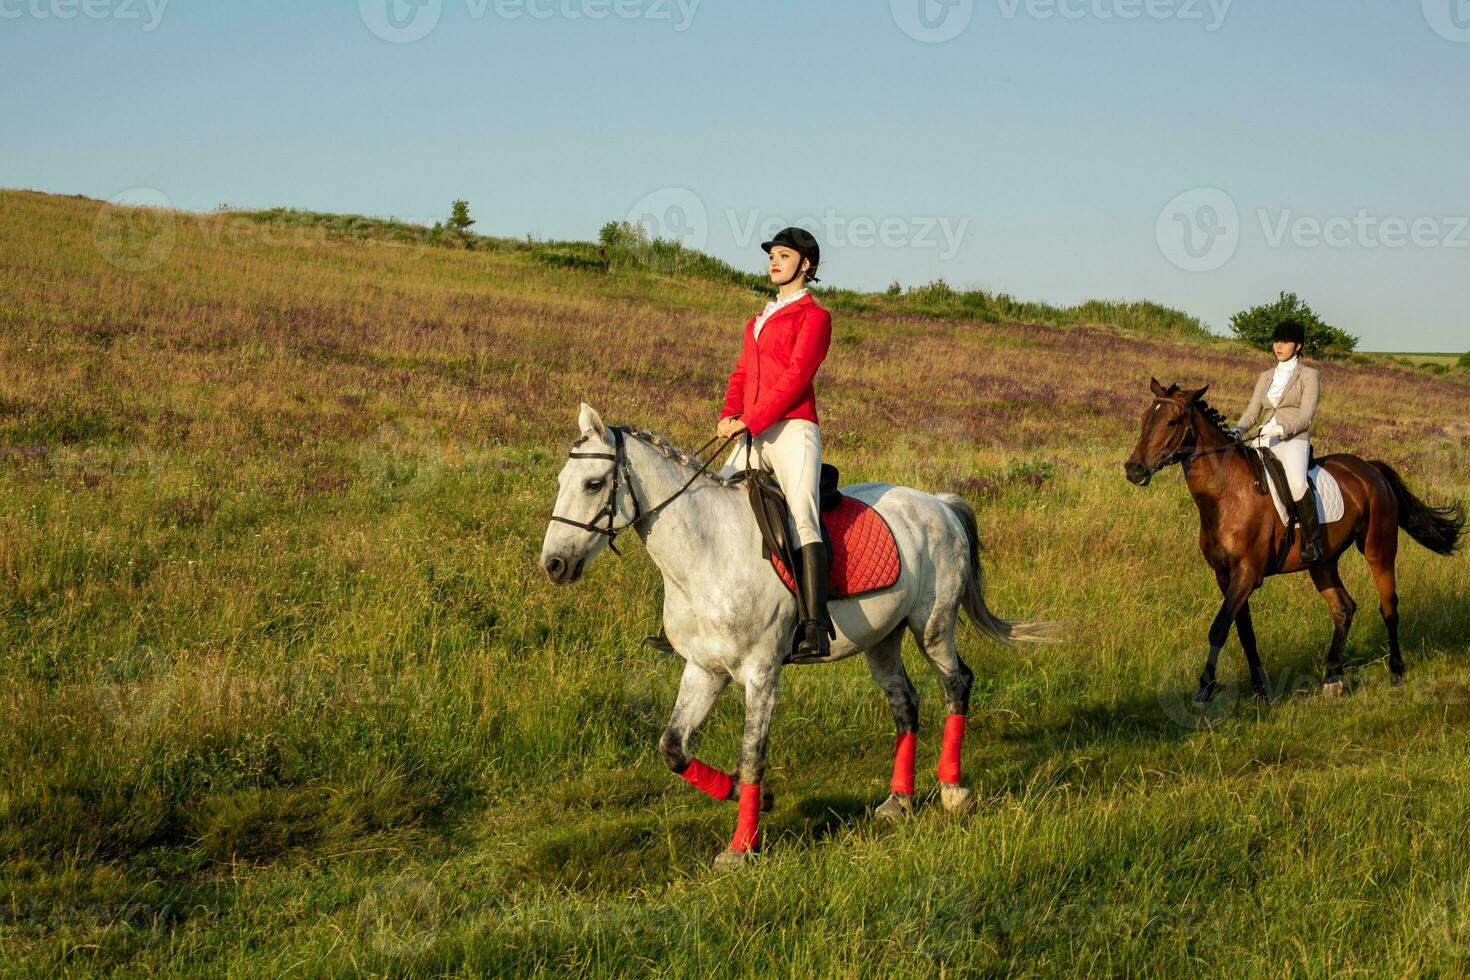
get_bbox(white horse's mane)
[575,424,747,489]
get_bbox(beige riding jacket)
[1235,361,1320,443]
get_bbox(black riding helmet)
[1271,319,1305,346]
[761,226,821,286]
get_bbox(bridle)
[1148,395,1243,473]
[548,427,739,556]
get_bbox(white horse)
[540,404,1059,870]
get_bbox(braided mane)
[1196,401,1239,443]
[618,425,747,488]
[1161,383,1241,445]
[567,426,746,487]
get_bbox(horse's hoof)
[940,784,973,813]
[1389,672,1405,687]
[874,793,913,820]
[1192,682,1217,706]
[711,848,750,872]
[1322,678,1344,698]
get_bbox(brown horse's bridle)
[1149,395,1242,472]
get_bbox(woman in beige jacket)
[1232,319,1325,561]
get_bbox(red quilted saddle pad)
[769,495,901,599]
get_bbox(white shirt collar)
[764,288,807,313]
[753,288,808,338]
[1273,355,1299,377]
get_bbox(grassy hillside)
[1,187,1468,976]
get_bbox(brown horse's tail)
[938,493,1064,646]
[1371,461,1465,556]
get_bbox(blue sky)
[4,0,1468,350]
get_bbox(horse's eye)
[585,479,605,492]
[1166,418,1182,427]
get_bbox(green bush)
[1229,291,1358,359]
[1459,351,1470,371]
[596,219,767,290]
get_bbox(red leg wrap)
[729,783,761,853]
[891,731,917,795]
[680,759,735,801]
[937,713,966,785]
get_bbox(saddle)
[1246,445,1318,573]
[745,462,842,586]
[744,462,902,603]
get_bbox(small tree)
[448,199,475,234]
[1229,291,1358,359]
[1458,350,1470,371]
[598,220,647,250]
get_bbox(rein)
[548,427,739,555]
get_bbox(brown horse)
[1125,379,1464,703]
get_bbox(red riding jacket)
[719,292,832,438]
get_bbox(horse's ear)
[1149,378,1166,397]
[578,403,606,437]
[1186,384,1210,403]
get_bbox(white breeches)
[1252,434,1311,500]
[721,418,824,547]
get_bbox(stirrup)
[784,619,829,664]
[641,631,676,656]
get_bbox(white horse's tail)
[938,493,1065,647]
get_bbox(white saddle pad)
[1267,465,1345,527]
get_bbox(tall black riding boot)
[795,542,834,661]
[1294,487,1326,564]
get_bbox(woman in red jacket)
[716,226,835,660]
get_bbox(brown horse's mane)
[1194,400,1240,444]
[1161,383,1241,446]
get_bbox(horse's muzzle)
[1123,461,1153,486]
[542,554,585,585]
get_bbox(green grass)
[1,187,1468,976]
[1364,351,1470,378]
